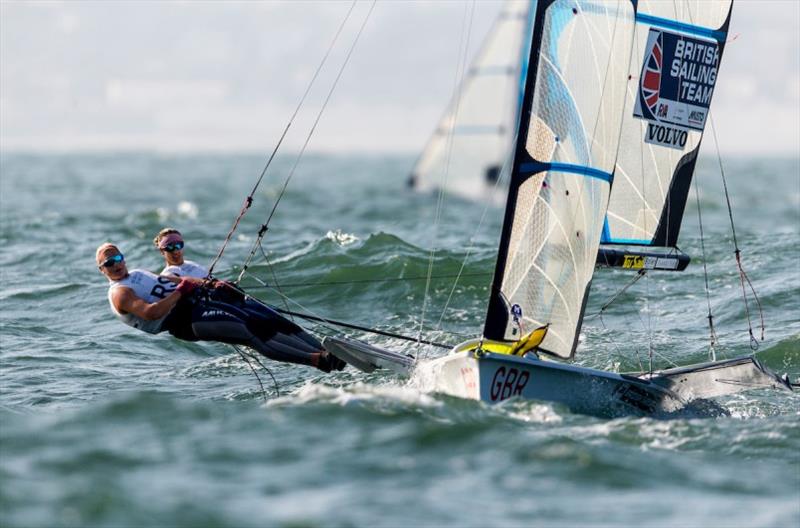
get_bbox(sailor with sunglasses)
[154,228,208,279]
[96,242,346,373]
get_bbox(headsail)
[408,0,533,201]
[603,0,733,247]
[483,0,637,359]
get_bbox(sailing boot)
[313,351,347,373]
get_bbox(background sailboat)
[408,0,533,202]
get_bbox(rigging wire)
[645,269,654,373]
[585,269,646,320]
[598,312,645,373]
[207,0,359,277]
[242,271,455,350]
[258,241,293,321]
[417,0,477,354]
[273,307,452,350]
[708,114,765,350]
[243,271,493,290]
[231,345,281,402]
[433,2,529,337]
[434,137,513,333]
[680,0,764,351]
[692,170,720,361]
[237,0,378,284]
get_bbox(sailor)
[154,228,208,278]
[96,242,345,372]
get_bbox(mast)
[483,0,638,359]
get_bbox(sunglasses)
[162,241,185,253]
[100,254,124,268]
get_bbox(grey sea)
[1,152,798,527]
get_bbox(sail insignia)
[603,0,734,248]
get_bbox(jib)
[489,366,530,401]
[647,123,687,148]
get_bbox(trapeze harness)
[107,270,323,368]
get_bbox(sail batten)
[484,0,637,360]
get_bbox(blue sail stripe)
[604,237,653,245]
[635,13,726,41]
[519,161,613,183]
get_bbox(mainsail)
[484,0,637,359]
[604,0,733,246]
[408,0,533,201]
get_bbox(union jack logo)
[640,32,664,119]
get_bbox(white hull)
[325,336,793,418]
[418,350,688,417]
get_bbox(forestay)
[604,0,733,247]
[484,0,636,359]
[409,0,533,200]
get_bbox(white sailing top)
[161,260,208,279]
[107,270,177,334]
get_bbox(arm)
[160,275,206,285]
[111,286,185,321]
[162,273,226,289]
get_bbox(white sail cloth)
[486,0,636,359]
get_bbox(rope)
[435,134,515,333]
[692,170,719,361]
[417,0,477,351]
[241,271,454,350]
[237,0,377,284]
[679,0,763,350]
[231,345,281,401]
[258,241,292,320]
[585,269,646,320]
[243,271,492,290]
[709,114,765,350]
[206,0,359,277]
[274,308,452,350]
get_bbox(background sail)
[484,0,636,359]
[603,0,733,246]
[408,0,532,201]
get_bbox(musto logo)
[489,366,530,402]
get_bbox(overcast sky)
[1,0,798,156]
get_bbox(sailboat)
[408,0,533,201]
[324,0,795,417]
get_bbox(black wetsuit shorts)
[162,288,322,367]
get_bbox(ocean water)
[0,152,798,527]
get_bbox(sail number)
[489,366,530,402]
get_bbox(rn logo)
[489,366,530,402]
[645,123,688,151]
